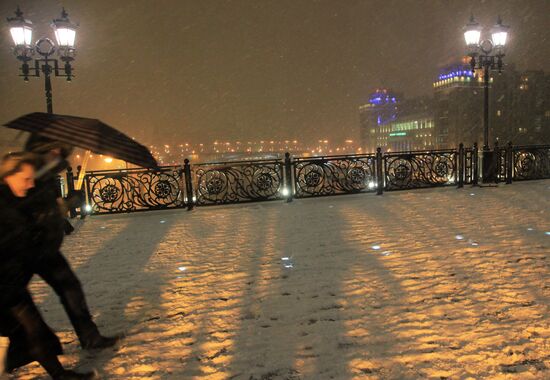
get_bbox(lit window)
[497,110,501,117]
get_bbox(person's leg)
[7,292,65,377]
[1,295,62,373]
[36,251,119,349]
[64,219,75,235]
[7,294,99,379]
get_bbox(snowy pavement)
[11,180,550,379]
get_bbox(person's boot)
[55,369,99,380]
[63,219,75,235]
[81,333,122,350]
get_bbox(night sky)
[1,0,549,147]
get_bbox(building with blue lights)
[360,61,549,152]
[434,62,550,147]
[358,89,400,152]
[433,63,484,148]
[385,97,435,151]
[359,90,435,152]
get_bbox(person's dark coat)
[18,155,103,348]
[0,183,63,370]
[21,160,66,257]
[25,178,65,257]
[0,184,34,307]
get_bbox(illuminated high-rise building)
[359,62,549,153]
[489,68,550,145]
[358,89,400,153]
[359,89,434,152]
[433,62,550,148]
[433,62,483,148]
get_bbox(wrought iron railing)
[494,142,508,183]
[463,143,479,185]
[61,142,550,215]
[83,166,186,214]
[511,145,550,181]
[383,149,458,190]
[192,158,285,205]
[292,153,377,198]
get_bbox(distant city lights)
[71,138,363,170]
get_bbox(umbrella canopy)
[3,112,158,169]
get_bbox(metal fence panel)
[293,154,377,198]
[84,166,185,214]
[512,145,550,180]
[384,150,458,190]
[192,159,285,205]
[495,147,507,183]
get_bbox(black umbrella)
[3,112,158,169]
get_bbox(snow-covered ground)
[11,180,550,379]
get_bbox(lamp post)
[463,15,509,182]
[7,6,78,114]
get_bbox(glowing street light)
[464,15,509,182]
[6,7,78,113]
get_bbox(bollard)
[284,152,293,203]
[458,143,464,188]
[376,147,383,195]
[184,159,194,210]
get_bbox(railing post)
[83,172,92,216]
[506,141,513,184]
[284,152,293,203]
[184,159,194,210]
[55,174,63,198]
[458,143,464,188]
[75,165,86,219]
[472,142,479,186]
[494,140,500,184]
[376,147,383,195]
[66,166,77,218]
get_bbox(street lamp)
[464,15,509,182]
[7,6,78,114]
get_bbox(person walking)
[23,134,121,350]
[0,152,97,379]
